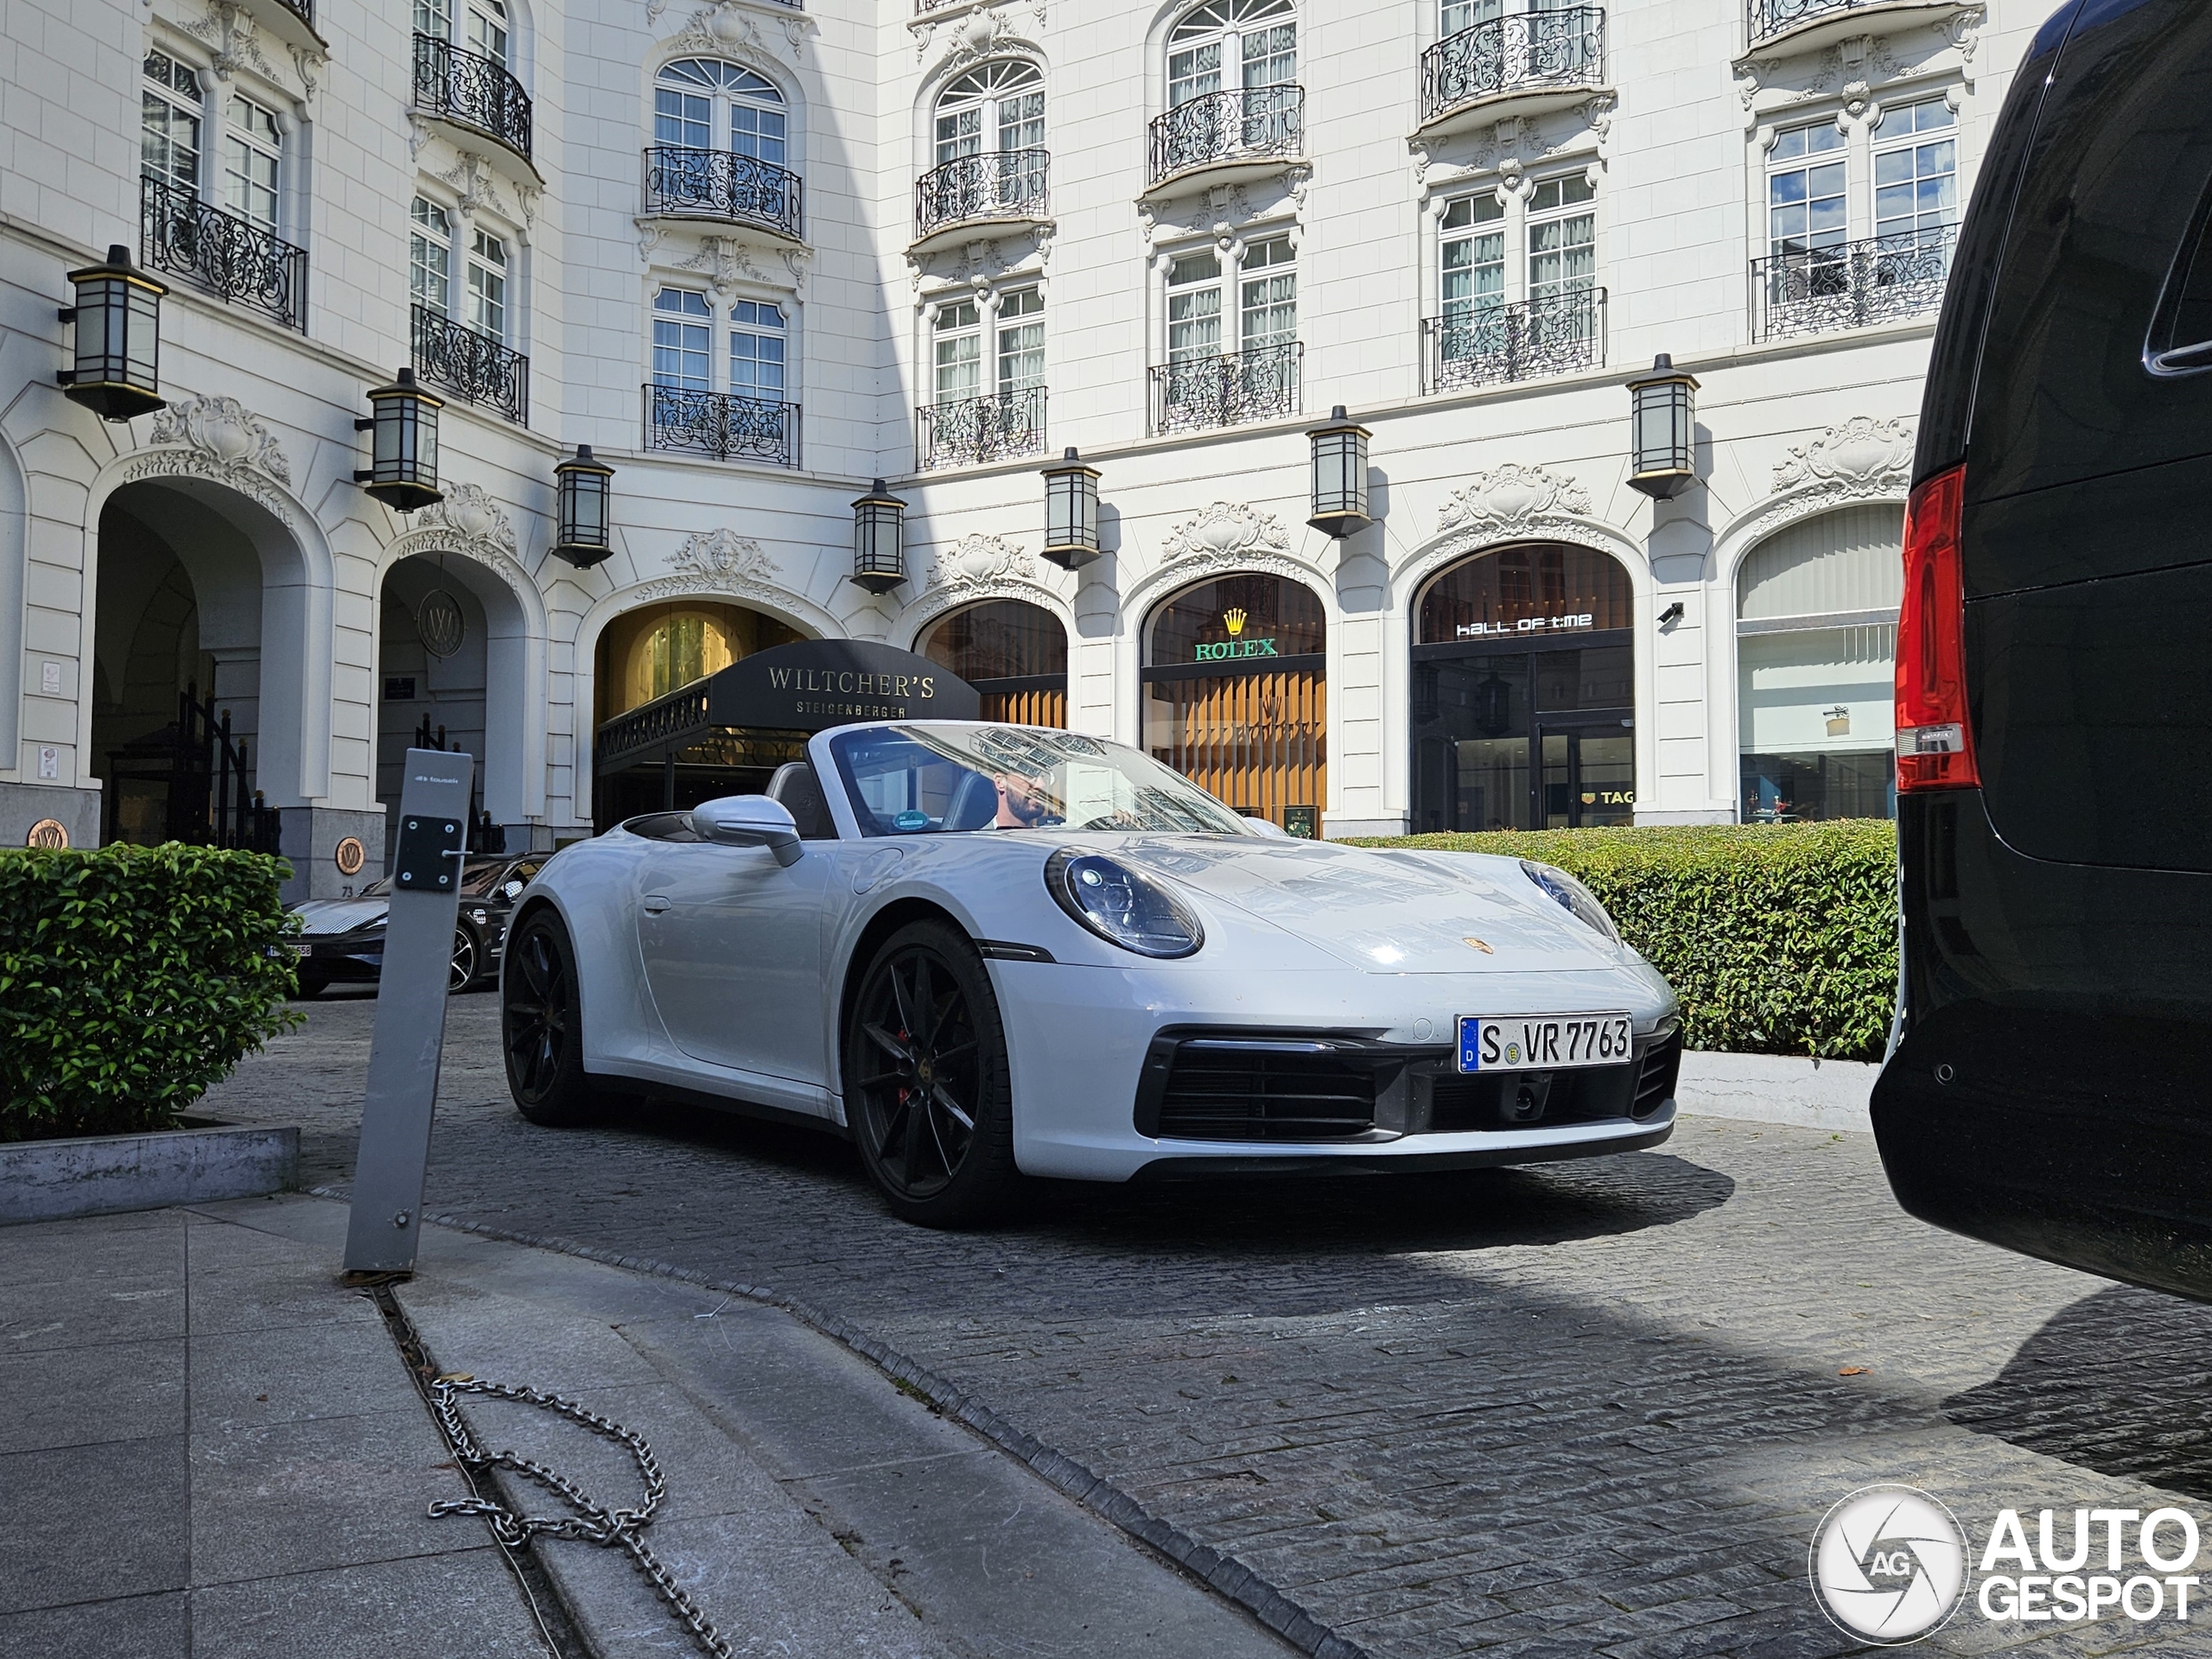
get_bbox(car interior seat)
[943,769,1001,832]
[766,761,836,839]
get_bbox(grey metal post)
[343,748,474,1276]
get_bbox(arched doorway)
[377,556,495,852]
[918,599,1066,726]
[1142,572,1325,833]
[91,481,282,849]
[1410,543,1634,832]
[590,598,805,823]
[1736,503,1903,822]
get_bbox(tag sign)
[343,747,474,1277]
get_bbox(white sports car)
[500,721,1681,1225]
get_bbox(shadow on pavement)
[1943,1284,2212,1501]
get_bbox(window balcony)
[645,384,801,468]
[913,150,1051,252]
[918,387,1047,469]
[235,0,325,55]
[1146,86,1304,194]
[1751,229,1955,343]
[643,147,804,243]
[1746,0,1973,55]
[413,303,528,424]
[1422,289,1605,393]
[1416,9,1607,139]
[413,33,532,168]
[141,175,308,334]
[1148,342,1301,435]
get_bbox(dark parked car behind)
[290,855,543,995]
[1874,0,2212,1299]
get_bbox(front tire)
[844,921,1017,1228]
[502,911,601,1127]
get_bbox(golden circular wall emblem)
[334,836,366,876]
[418,590,467,658]
[25,818,68,849]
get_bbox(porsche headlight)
[1521,860,1619,944]
[1046,850,1204,959]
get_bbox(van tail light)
[1894,463,1980,791]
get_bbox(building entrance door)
[1540,722,1636,829]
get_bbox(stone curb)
[3,1122,298,1224]
[306,1186,1376,1659]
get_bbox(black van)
[1873,0,2212,1300]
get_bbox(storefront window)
[594,601,804,727]
[1412,544,1634,833]
[1736,504,1902,822]
[919,599,1069,727]
[1143,574,1326,833]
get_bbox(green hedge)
[1358,821,1898,1060]
[0,844,301,1141]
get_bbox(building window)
[1527,175,1596,304]
[1768,120,1847,263]
[418,0,509,62]
[1167,251,1224,363]
[142,50,203,196]
[935,60,1044,165]
[652,288,711,391]
[467,228,507,340]
[1737,503,1904,823]
[996,287,1046,391]
[656,60,787,165]
[919,599,1069,728]
[933,301,982,404]
[1873,98,1957,247]
[1440,192,1506,321]
[1240,234,1297,347]
[1168,0,1298,108]
[410,197,453,317]
[223,94,281,232]
[729,300,786,397]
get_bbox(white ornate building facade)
[0,0,2039,895]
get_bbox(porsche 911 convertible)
[500,721,1681,1224]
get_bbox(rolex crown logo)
[1224,607,1249,637]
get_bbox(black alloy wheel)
[449,925,480,992]
[501,912,601,1126]
[845,921,1017,1227]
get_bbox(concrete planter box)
[0,1121,299,1224]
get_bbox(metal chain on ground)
[425,1374,735,1659]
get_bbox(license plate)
[1457,1013,1632,1073]
[291,943,312,958]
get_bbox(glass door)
[1541,724,1636,828]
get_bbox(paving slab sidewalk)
[3,1192,1301,1659]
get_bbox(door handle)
[642,894,671,914]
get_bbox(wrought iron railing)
[1748,0,1910,45]
[1751,229,1955,342]
[596,683,714,772]
[643,147,804,240]
[915,150,1050,238]
[139,175,308,332]
[1420,8,1605,123]
[413,32,531,160]
[918,387,1046,468]
[275,0,315,25]
[644,384,801,467]
[105,685,283,853]
[1148,342,1302,435]
[413,303,529,423]
[916,0,965,10]
[1424,289,1605,392]
[1147,86,1304,186]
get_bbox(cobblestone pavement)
[205,992,2212,1658]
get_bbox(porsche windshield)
[830,724,1252,836]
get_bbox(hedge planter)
[0,1120,298,1224]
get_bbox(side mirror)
[692,795,804,868]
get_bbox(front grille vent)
[1634,1032,1681,1118]
[1142,1039,1378,1141]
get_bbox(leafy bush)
[0,843,301,1141]
[1358,821,1898,1060]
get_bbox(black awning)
[594,639,981,774]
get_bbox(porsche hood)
[1102,838,1628,973]
[292,899,389,937]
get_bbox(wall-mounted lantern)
[550,444,615,568]
[57,245,168,421]
[849,478,907,593]
[1626,354,1698,499]
[1041,448,1102,570]
[353,367,444,512]
[1306,405,1372,537]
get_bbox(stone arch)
[372,482,551,826]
